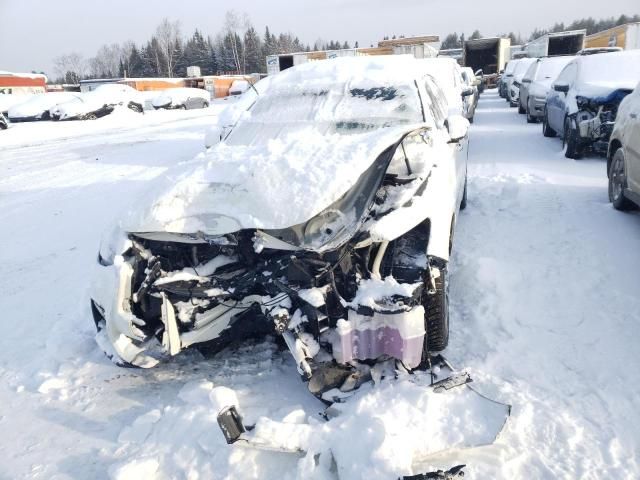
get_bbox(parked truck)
[463,37,511,88]
[525,30,586,58]
[584,22,640,51]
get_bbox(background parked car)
[508,58,537,108]
[499,60,518,98]
[543,50,640,159]
[229,80,250,96]
[8,92,81,121]
[607,82,640,210]
[420,58,476,122]
[151,87,210,110]
[520,56,575,122]
[460,67,479,122]
[51,84,144,121]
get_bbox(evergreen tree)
[244,26,263,73]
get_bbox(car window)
[523,61,539,82]
[423,76,448,126]
[555,63,577,86]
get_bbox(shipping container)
[525,30,586,58]
[584,22,640,50]
[463,37,511,75]
[265,36,438,74]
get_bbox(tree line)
[52,11,354,83]
[52,12,640,83]
[440,14,640,50]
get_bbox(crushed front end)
[91,221,443,400]
[573,89,633,155]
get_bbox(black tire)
[542,109,556,137]
[85,113,98,121]
[460,176,468,210]
[563,117,583,159]
[526,105,537,124]
[424,267,449,352]
[468,115,474,124]
[203,101,209,108]
[129,102,143,113]
[609,149,635,210]
[518,103,526,114]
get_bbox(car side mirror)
[445,114,470,142]
[554,83,569,93]
[461,87,475,97]
[205,125,224,149]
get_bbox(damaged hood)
[122,124,423,236]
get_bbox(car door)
[423,76,467,207]
[548,63,577,134]
[624,93,640,193]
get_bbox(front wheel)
[424,266,449,352]
[609,149,635,210]
[563,117,583,159]
[128,102,143,113]
[526,105,537,124]
[542,109,556,137]
[518,103,526,114]
[460,176,468,210]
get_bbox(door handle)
[631,113,638,119]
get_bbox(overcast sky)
[1,0,637,76]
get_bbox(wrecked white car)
[91,57,470,400]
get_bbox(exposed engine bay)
[574,89,633,154]
[93,219,446,400]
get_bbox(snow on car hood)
[122,124,422,235]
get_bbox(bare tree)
[88,43,122,78]
[119,40,136,77]
[53,52,86,83]
[223,10,248,73]
[155,18,182,77]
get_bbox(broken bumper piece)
[213,364,510,477]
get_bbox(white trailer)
[525,30,586,58]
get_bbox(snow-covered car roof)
[527,56,575,91]
[123,56,434,236]
[575,50,640,95]
[8,92,81,118]
[512,58,537,82]
[151,88,210,107]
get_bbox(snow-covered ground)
[1,90,639,479]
